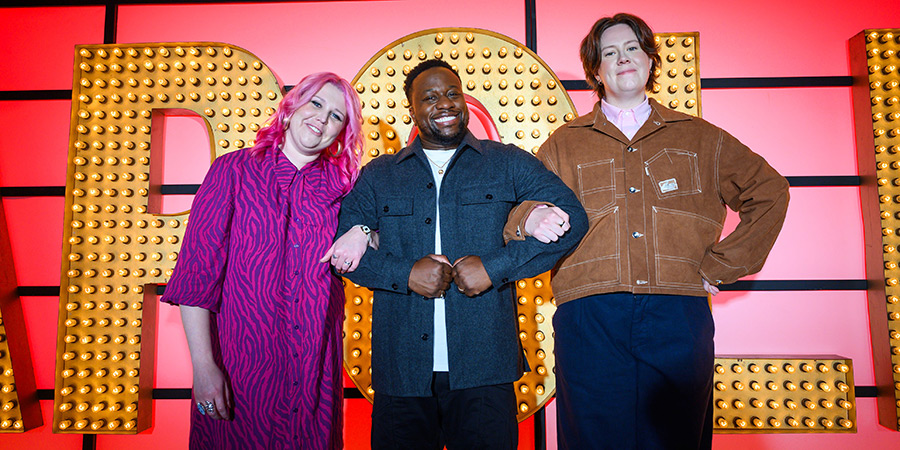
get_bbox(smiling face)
[596,23,651,108]
[283,82,347,160]
[408,67,469,150]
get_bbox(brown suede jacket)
[504,99,789,303]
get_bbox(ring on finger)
[204,401,215,412]
[343,260,352,266]
[331,255,338,259]
[196,402,207,415]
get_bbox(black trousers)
[371,372,518,450]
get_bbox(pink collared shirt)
[600,97,652,140]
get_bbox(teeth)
[435,116,454,124]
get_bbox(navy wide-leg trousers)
[554,293,715,449]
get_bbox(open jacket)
[505,99,789,303]
[338,132,587,396]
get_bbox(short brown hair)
[580,13,661,99]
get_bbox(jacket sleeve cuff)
[479,250,513,288]
[502,201,554,244]
[385,257,416,294]
[699,251,748,286]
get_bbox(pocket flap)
[644,149,701,198]
[378,197,413,216]
[459,184,515,204]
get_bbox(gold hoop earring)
[282,116,290,130]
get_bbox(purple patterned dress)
[162,148,345,449]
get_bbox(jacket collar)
[394,131,484,164]
[569,97,691,144]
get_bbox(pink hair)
[248,72,363,195]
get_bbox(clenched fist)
[452,255,492,297]
[408,254,452,297]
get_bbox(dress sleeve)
[698,129,790,285]
[160,154,238,313]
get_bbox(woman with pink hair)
[162,72,366,449]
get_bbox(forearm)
[483,198,588,284]
[180,305,217,370]
[485,152,589,283]
[700,186,789,283]
[703,131,791,284]
[502,201,554,243]
[483,216,586,285]
[342,248,417,294]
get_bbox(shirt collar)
[272,148,323,191]
[569,97,692,129]
[395,131,484,164]
[600,97,650,125]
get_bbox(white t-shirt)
[422,148,456,372]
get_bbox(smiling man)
[336,59,587,449]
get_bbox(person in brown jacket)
[505,13,790,449]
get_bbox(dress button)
[627,146,636,152]
[632,231,643,238]
[636,280,648,285]
[383,206,390,212]
[392,283,399,290]
[425,218,432,224]
[293,352,298,357]
[629,187,639,193]
[293,408,298,413]
[485,194,493,200]
[421,333,429,341]
[501,278,509,284]
[293,325,299,330]
[427,182,434,189]
[293,270,299,275]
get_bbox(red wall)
[1,1,899,448]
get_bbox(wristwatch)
[358,224,373,245]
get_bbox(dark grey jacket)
[337,132,587,397]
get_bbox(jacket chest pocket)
[459,184,515,206]
[644,149,701,199]
[577,159,615,217]
[377,197,414,221]
[459,183,516,225]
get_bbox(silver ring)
[331,255,338,259]
[196,402,206,415]
[557,221,566,226]
[343,261,352,266]
[204,401,215,412]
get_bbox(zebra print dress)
[162,148,346,449]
